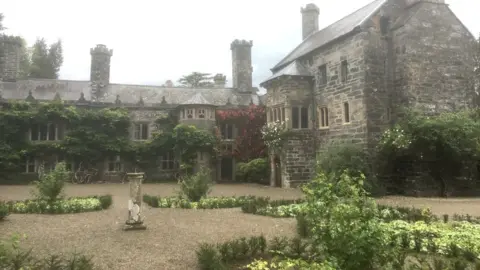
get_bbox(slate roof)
[272,0,386,71]
[0,79,261,107]
[261,60,312,86]
[181,92,211,105]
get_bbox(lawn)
[1,183,480,269]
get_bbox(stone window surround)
[317,64,328,86]
[268,106,286,123]
[160,151,175,170]
[180,107,215,120]
[29,123,60,141]
[220,123,235,140]
[107,156,123,172]
[133,122,149,141]
[343,102,351,124]
[24,155,76,173]
[340,60,349,83]
[291,105,310,130]
[318,106,329,128]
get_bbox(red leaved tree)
[216,105,267,162]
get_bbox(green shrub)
[236,158,269,184]
[0,201,9,221]
[142,195,256,209]
[178,168,213,202]
[317,143,383,195]
[32,162,69,203]
[0,234,95,270]
[97,195,113,209]
[7,197,105,214]
[196,243,226,270]
[296,213,310,238]
[302,171,398,270]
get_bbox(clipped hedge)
[0,201,9,221]
[143,195,257,209]
[236,158,269,184]
[4,195,112,214]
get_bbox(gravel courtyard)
[1,183,480,269]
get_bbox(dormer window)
[187,109,194,119]
[197,108,206,119]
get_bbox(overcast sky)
[2,0,479,89]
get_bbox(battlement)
[90,44,113,56]
[301,3,319,14]
[230,39,253,50]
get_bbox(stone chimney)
[165,80,174,87]
[90,44,113,86]
[301,3,320,40]
[231,39,253,92]
[0,36,21,82]
[213,73,226,88]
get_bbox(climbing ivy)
[0,101,217,180]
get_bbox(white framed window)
[134,123,149,140]
[107,156,122,172]
[210,109,215,119]
[197,108,206,119]
[186,109,194,119]
[160,152,175,170]
[318,107,329,128]
[30,123,58,141]
[292,106,309,129]
[25,156,36,173]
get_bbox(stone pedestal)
[123,172,147,231]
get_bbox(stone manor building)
[261,0,477,187]
[0,37,261,182]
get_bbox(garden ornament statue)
[123,172,147,231]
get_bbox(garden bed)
[1,195,112,215]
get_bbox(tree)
[177,72,214,88]
[18,37,31,79]
[29,38,63,79]
[0,13,4,31]
[474,35,480,100]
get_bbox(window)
[292,106,309,129]
[318,107,329,128]
[197,108,206,118]
[386,107,392,121]
[341,60,348,83]
[343,102,350,123]
[30,123,58,141]
[107,156,122,172]
[187,109,194,119]
[134,123,149,140]
[221,124,234,139]
[269,109,273,122]
[25,156,36,173]
[160,152,175,170]
[181,109,185,119]
[57,155,76,172]
[222,144,233,154]
[318,64,327,86]
[210,109,215,119]
[281,108,285,121]
[273,109,277,121]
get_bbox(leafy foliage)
[7,195,112,214]
[302,171,397,270]
[178,168,214,202]
[32,161,68,202]
[236,158,269,184]
[261,120,290,153]
[216,105,267,161]
[29,38,64,79]
[0,201,9,221]
[377,109,480,196]
[177,72,214,88]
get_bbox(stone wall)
[392,2,477,113]
[306,31,369,147]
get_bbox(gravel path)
[2,184,479,269]
[0,183,302,270]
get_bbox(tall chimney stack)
[230,39,253,92]
[301,3,320,40]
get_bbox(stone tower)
[0,36,21,82]
[301,3,320,40]
[90,44,113,87]
[231,39,253,92]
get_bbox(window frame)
[291,106,309,129]
[107,155,123,172]
[343,102,350,123]
[133,122,149,141]
[30,123,59,141]
[318,64,328,86]
[340,60,348,83]
[318,107,329,128]
[160,151,175,170]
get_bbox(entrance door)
[221,158,233,182]
[274,156,282,187]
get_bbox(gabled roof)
[261,60,312,86]
[181,92,210,105]
[0,79,261,107]
[272,0,386,71]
